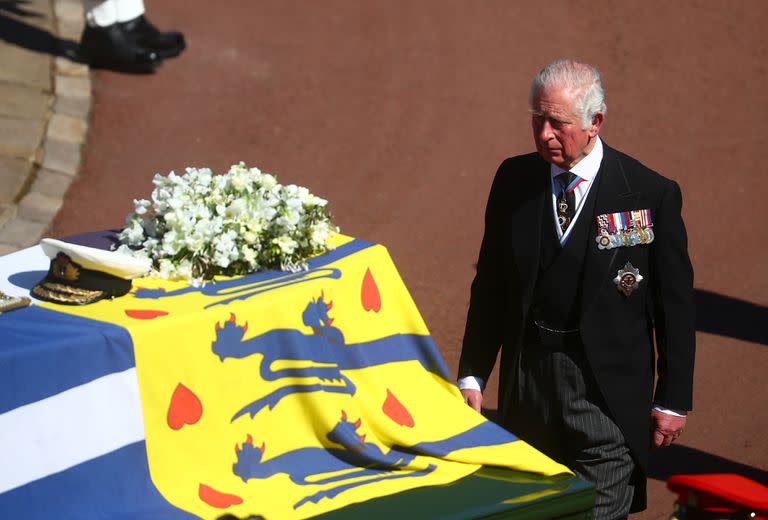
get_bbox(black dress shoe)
[120,15,186,59]
[79,24,161,73]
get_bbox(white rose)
[163,211,178,226]
[185,234,205,253]
[213,250,232,268]
[296,186,310,203]
[175,258,195,281]
[122,219,145,244]
[273,235,298,254]
[231,174,249,191]
[242,246,257,266]
[157,258,175,279]
[133,199,151,215]
[261,207,277,221]
[261,173,277,189]
[308,194,328,207]
[310,222,332,246]
[286,196,303,212]
[276,210,299,230]
[161,230,180,255]
[225,198,247,218]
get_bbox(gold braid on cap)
[32,283,103,303]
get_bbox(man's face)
[531,86,603,169]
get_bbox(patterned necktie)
[556,171,583,234]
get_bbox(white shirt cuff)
[653,404,687,417]
[457,376,485,392]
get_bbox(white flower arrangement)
[116,163,338,285]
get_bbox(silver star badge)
[614,262,643,297]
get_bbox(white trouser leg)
[115,0,145,23]
[83,0,145,27]
[83,0,118,27]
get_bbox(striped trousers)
[504,328,635,520]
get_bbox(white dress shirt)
[550,136,603,244]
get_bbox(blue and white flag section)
[0,305,194,518]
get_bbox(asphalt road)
[50,1,768,517]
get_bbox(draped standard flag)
[0,235,569,519]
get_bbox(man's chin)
[538,149,564,166]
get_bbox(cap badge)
[52,253,81,281]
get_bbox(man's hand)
[461,388,483,413]
[651,409,687,449]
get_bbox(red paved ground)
[51,2,768,517]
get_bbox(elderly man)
[458,59,695,518]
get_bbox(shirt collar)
[549,136,604,182]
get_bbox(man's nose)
[537,120,554,141]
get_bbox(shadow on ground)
[695,289,768,346]
[0,0,79,60]
[649,444,768,484]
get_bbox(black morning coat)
[458,143,696,510]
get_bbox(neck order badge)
[557,171,583,233]
[33,235,569,519]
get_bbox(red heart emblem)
[125,309,169,320]
[199,483,243,508]
[382,388,414,427]
[167,383,202,430]
[361,268,381,312]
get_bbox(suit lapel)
[580,144,639,315]
[509,157,549,307]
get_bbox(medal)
[596,209,655,250]
[613,262,643,297]
[620,230,631,247]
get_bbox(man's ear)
[589,112,604,137]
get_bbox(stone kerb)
[0,0,91,252]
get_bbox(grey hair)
[529,59,607,129]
